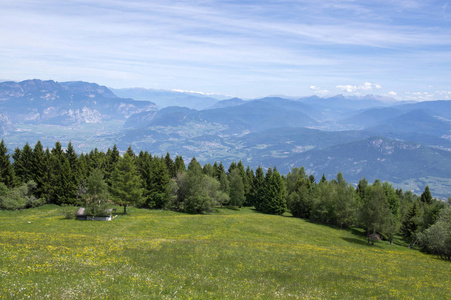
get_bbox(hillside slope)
[0,206,449,299]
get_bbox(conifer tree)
[0,139,15,187]
[259,168,286,215]
[251,166,265,210]
[110,153,144,214]
[244,166,254,206]
[420,185,433,204]
[164,152,176,178]
[13,143,33,184]
[144,157,170,208]
[125,145,136,158]
[104,144,121,185]
[174,155,186,175]
[31,141,48,199]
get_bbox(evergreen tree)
[258,168,286,215]
[187,157,203,174]
[244,166,254,206]
[251,166,265,210]
[174,155,186,175]
[227,161,237,174]
[31,141,49,199]
[145,157,170,209]
[110,153,144,214]
[13,143,33,183]
[65,142,81,203]
[125,145,136,159]
[0,139,15,187]
[164,152,176,178]
[104,144,121,186]
[420,185,433,204]
[203,163,215,177]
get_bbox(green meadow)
[0,206,449,299]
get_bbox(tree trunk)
[123,204,127,214]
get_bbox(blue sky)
[1,0,451,100]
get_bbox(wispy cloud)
[1,0,451,99]
[336,82,382,93]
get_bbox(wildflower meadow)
[0,205,449,299]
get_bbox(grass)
[0,206,450,299]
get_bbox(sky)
[1,0,451,100]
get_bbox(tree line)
[0,140,450,259]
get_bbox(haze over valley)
[1,79,450,198]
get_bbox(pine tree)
[110,153,144,214]
[251,166,265,210]
[31,141,48,199]
[104,144,120,186]
[164,152,175,178]
[420,185,433,204]
[145,157,170,209]
[13,143,33,184]
[125,145,136,158]
[174,155,186,175]
[401,201,422,244]
[0,139,15,187]
[259,168,286,215]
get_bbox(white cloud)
[388,91,397,97]
[336,82,382,93]
[309,85,329,96]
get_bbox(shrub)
[418,207,451,260]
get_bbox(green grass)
[0,206,450,299]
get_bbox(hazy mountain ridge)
[111,87,220,110]
[0,80,157,125]
[1,79,450,197]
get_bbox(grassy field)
[0,206,449,299]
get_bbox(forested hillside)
[1,140,449,259]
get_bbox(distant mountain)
[0,114,14,135]
[284,136,451,187]
[396,100,451,120]
[367,109,451,138]
[208,98,245,109]
[1,78,450,198]
[111,88,219,110]
[124,98,318,133]
[298,94,388,120]
[340,107,403,129]
[0,80,157,125]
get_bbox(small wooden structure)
[76,207,115,221]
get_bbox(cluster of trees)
[0,140,286,215]
[0,140,450,259]
[285,167,449,249]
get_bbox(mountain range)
[1,79,450,198]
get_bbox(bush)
[0,181,44,210]
[418,207,451,260]
[61,205,77,219]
